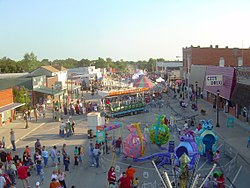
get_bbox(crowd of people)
[107,165,138,188]
[0,131,85,188]
[59,118,76,138]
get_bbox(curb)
[6,122,46,149]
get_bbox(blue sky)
[1,0,250,61]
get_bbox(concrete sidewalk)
[0,110,55,150]
[196,98,250,164]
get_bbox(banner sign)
[206,75,223,86]
[96,130,105,144]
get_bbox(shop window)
[219,57,225,67]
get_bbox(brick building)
[183,45,250,80]
[0,88,24,126]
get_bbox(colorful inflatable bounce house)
[123,123,147,158]
[149,115,170,145]
[175,130,199,169]
[195,119,218,155]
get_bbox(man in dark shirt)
[115,137,122,156]
[0,149,7,165]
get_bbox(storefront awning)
[33,87,65,96]
[0,103,25,113]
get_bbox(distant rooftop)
[40,66,60,73]
[156,61,183,67]
[0,72,29,79]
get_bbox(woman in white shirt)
[57,168,67,188]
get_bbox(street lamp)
[195,81,198,106]
[216,89,220,127]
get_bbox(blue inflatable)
[195,119,218,155]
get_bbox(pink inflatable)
[123,123,147,158]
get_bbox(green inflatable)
[149,115,170,145]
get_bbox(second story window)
[219,57,225,67]
[238,57,243,66]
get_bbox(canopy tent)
[156,77,165,82]
[132,74,139,80]
[133,76,156,89]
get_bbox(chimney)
[225,46,228,48]
[210,45,213,48]
[215,45,219,48]
[197,46,200,48]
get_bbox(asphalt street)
[10,92,250,188]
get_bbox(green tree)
[13,86,31,111]
[18,52,41,72]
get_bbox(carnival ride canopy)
[133,76,156,89]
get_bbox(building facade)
[183,45,250,80]
[156,61,183,81]
[0,88,24,126]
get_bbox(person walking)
[9,129,16,151]
[78,146,84,165]
[126,165,136,186]
[58,168,67,188]
[108,166,116,188]
[35,151,42,175]
[88,143,94,167]
[93,145,100,168]
[60,121,65,137]
[34,107,38,122]
[214,150,220,164]
[50,146,57,167]
[41,146,49,167]
[119,172,131,188]
[62,144,67,166]
[64,156,70,172]
[17,164,30,188]
[115,137,122,156]
[0,170,6,188]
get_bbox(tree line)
[0,52,169,73]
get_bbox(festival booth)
[87,112,105,129]
[95,122,122,154]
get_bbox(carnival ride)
[195,119,218,155]
[149,115,170,145]
[123,122,147,158]
[103,88,149,118]
[122,116,199,169]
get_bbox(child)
[74,154,78,168]
[57,150,61,165]
[74,146,78,155]
[39,168,45,185]
[64,155,70,171]
[214,150,220,164]
[133,177,139,188]
[78,146,84,164]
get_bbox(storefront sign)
[32,75,46,89]
[206,75,223,86]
